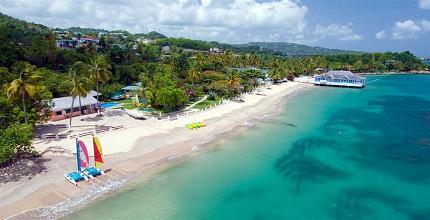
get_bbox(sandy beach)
[0,82,311,219]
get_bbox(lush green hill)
[243,42,358,56]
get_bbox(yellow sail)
[93,136,104,168]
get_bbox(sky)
[0,0,429,57]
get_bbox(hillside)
[243,42,358,56]
[1,12,357,57]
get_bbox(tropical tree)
[225,72,241,97]
[194,52,205,69]
[248,51,261,67]
[187,66,203,84]
[7,62,41,123]
[88,55,111,115]
[68,62,89,126]
[222,49,234,67]
[269,68,283,83]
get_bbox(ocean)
[66,74,430,220]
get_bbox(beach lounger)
[83,166,106,180]
[64,171,88,186]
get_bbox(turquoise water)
[100,102,119,109]
[67,75,430,220]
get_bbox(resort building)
[88,90,102,100]
[314,70,365,88]
[121,84,140,97]
[51,94,98,121]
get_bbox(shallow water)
[66,74,430,220]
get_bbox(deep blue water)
[67,74,430,220]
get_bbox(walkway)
[185,95,208,110]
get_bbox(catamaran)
[64,139,90,185]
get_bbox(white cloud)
[392,20,429,39]
[419,0,430,9]
[0,0,309,43]
[422,20,430,31]
[375,30,387,40]
[314,23,364,41]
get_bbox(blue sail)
[76,138,81,172]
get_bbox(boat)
[82,136,106,179]
[64,139,90,186]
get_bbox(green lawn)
[116,98,148,110]
[193,97,222,110]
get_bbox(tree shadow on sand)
[0,157,50,184]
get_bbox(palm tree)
[187,66,203,85]
[89,55,111,115]
[68,64,89,126]
[269,68,283,83]
[194,52,205,69]
[7,62,40,123]
[225,72,241,97]
[248,51,261,67]
[222,49,234,67]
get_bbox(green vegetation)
[0,12,429,166]
[193,96,222,110]
[118,99,136,110]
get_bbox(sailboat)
[82,136,106,179]
[64,139,90,186]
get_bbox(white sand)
[33,82,306,155]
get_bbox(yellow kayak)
[186,122,206,129]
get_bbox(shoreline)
[0,82,312,219]
[359,70,430,75]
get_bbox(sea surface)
[66,74,430,220]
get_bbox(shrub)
[0,124,34,165]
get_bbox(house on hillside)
[78,37,99,45]
[55,39,78,48]
[210,47,222,54]
[50,94,98,121]
[314,70,365,88]
[136,37,154,44]
[161,46,171,53]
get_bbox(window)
[81,106,87,110]
[65,109,71,113]
[56,111,62,115]
[73,107,79,112]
